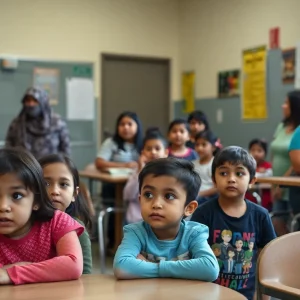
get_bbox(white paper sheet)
[295,43,300,89]
[66,78,94,120]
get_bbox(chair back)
[257,232,300,299]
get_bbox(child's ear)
[139,195,141,203]
[72,186,79,202]
[184,200,198,217]
[248,177,257,189]
[163,149,168,157]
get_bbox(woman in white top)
[192,130,221,205]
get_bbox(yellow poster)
[182,72,195,113]
[242,46,268,119]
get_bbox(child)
[123,128,168,224]
[95,111,143,170]
[193,130,219,205]
[186,110,210,148]
[191,146,276,300]
[0,148,83,285]
[247,139,273,211]
[39,154,93,274]
[95,111,143,249]
[113,157,219,281]
[168,119,198,161]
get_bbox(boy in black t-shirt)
[192,146,276,300]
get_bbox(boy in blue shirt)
[191,146,276,300]
[113,157,219,281]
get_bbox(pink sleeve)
[51,210,84,244]
[6,231,83,285]
[123,172,139,203]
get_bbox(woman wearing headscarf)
[5,87,70,158]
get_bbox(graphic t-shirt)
[191,198,276,300]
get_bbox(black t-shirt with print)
[191,198,276,300]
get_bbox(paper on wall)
[66,78,94,120]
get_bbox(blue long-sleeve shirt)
[113,220,219,281]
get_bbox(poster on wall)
[33,68,60,105]
[182,72,195,113]
[242,46,268,120]
[218,70,240,98]
[282,48,295,84]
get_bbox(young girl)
[95,111,143,170]
[39,154,93,274]
[193,130,219,205]
[95,111,143,249]
[123,128,168,223]
[0,148,83,285]
[247,138,273,211]
[168,119,198,161]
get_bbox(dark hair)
[138,157,201,204]
[143,127,167,148]
[195,130,220,155]
[187,110,210,130]
[168,118,189,133]
[212,146,256,182]
[284,90,300,129]
[0,148,55,221]
[113,111,143,153]
[39,154,92,230]
[249,237,255,243]
[227,246,235,254]
[235,238,244,243]
[248,138,268,155]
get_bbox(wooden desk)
[0,274,247,300]
[79,169,129,251]
[256,176,300,187]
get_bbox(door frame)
[100,53,171,142]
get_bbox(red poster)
[269,27,280,49]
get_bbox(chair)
[82,163,126,273]
[256,231,300,300]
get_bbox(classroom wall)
[179,0,300,99]
[0,0,180,101]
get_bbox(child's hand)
[257,167,266,173]
[137,254,149,262]
[0,269,12,285]
[124,161,138,169]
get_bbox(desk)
[256,176,300,187]
[79,169,129,251]
[0,274,247,300]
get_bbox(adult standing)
[270,90,300,235]
[5,87,70,159]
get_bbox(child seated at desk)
[191,146,276,300]
[246,138,272,211]
[167,119,198,161]
[113,157,219,281]
[123,128,168,224]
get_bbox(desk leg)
[114,183,124,252]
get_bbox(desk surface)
[0,274,246,300]
[256,176,300,187]
[79,169,128,183]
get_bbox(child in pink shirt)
[123,128,168,223]
[0,148,83,285]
